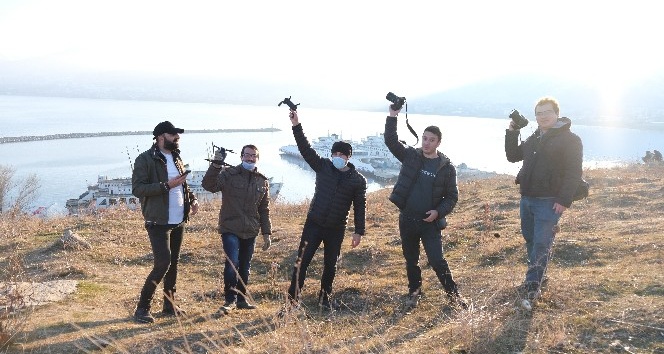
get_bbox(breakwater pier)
[0,127,281,144]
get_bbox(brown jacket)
[201,164,271,239]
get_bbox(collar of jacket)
[536,117,572,137]
[414,148,451,169]
[150,144,180,163]
[234,163,268,180]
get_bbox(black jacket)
[384,116,458,219]
[505,117,583,207]
[293,123,367,235]
[132,144,196,224]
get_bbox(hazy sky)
[0,0,661,99]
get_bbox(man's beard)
[163,139,179,151]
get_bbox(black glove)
[211,147,227,167]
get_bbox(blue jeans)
[288,220,345,300]
[520,196,561,286]
[399,213,458,295]
[221,233,256,303]
[137,223,184,309]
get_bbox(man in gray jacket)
[202,144,272,314]
[132,121,199,323]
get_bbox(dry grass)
[1,164,663,353]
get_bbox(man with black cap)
[385,105,467,311]
[131,121,199,323]
[285,109,367,311]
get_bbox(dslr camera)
[386,92,406,110]
[509,109,529,129]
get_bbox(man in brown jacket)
[202,144,272,313]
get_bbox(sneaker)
[405,288,422,309]
[237,300,257,310]
[218,301,236,314]
[134,307,155,324]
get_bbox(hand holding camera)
[509,109,529,130]
[386,92,406,111]
[213,147,227,164]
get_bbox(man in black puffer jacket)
[385,105,467,310]
[286,109,367,311]
[505,96,583,309]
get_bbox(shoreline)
[0,127,281,144]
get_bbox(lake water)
[1,95,661,213]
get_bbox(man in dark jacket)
[131,121,199,323]
[385,105,467,310]
[505,96,583,309]
[286,109,367,311]
[202,144,272,314]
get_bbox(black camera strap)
[399,103,419,146]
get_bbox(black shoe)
[162,304,187,316]
[134,307,155,324]
[237,300,257,310]
[447,292,468,310]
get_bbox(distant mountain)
[0,61,371,110]
[1,61,663,129]
[408,73,664,129]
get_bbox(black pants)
[399,213,457,295]
[288,220,344,300]
[137,223,184,309]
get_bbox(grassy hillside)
[1,164,662,353]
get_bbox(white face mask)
[331,156,347,170]
[242,161,256,170]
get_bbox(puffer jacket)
[132,144,196,224]
[505,117,583,207]
[293,123,367,235]
[201,164,271,239]
[384,116,458,219]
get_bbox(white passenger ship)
[279,133,401,181]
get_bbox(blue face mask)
[331,156,347,170]
[242,161,256,170]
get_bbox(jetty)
[0,127,281,144]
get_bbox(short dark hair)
[424,126,441,142]
[241,144,259,157]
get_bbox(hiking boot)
[447,292,469,310]
[134,307,155,324]
[237,300,257,310]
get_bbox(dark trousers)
[399,213,458,295]
[221,233,256,303]
[288,220,344,300]
[137,223,184,309]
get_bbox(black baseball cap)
[153,121,184,136]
